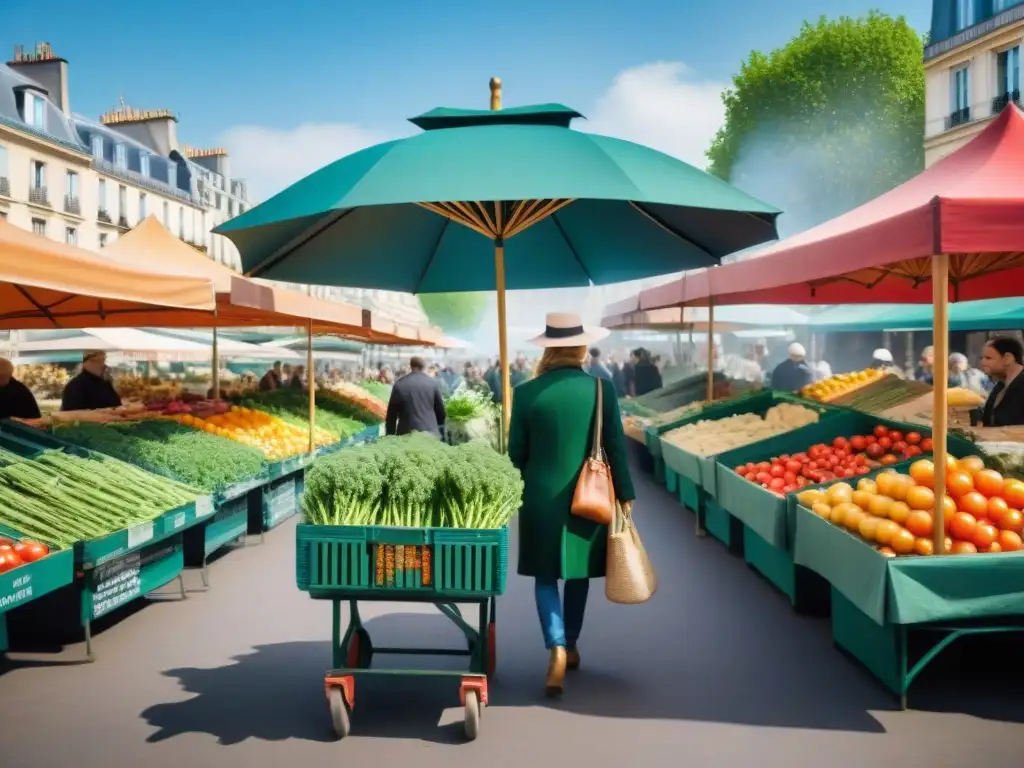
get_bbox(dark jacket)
[587,360,613,382]
[385,370,446,437]
[61,370,122,412]
[980,372,1024,427]
[633,361,662,397]
[258,370,280,391]
[509,368,635,580]
[484,366,502,404]
[0,378,41,420]
[770,358,814,392]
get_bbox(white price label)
[170,512,185,529]
[127,521,154,548]
[195,496,214,518]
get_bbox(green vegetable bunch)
[238,390,365,441]
[358,380,392,401]
[444,389,490,423]
[56,420,266,493]
[303,434,522,530]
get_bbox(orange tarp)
[0,219,216,329]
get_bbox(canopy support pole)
[212,320,220,400]
[706,300,715,403]
[308,318,316,454]
[931,253,950,555]
[495,242,511,443]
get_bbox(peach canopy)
[0,219,216,329]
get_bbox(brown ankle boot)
[566,648,580,671]
[545,647,567,696]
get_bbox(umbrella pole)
[931,254,950,556]
[308,318,316,454]
[706,301,715,402]
[495,242,511,446]
[212,325,220,400]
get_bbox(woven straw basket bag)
[605,503,657,604]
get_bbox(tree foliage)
[706,12,925,228]
[419,292,488,332]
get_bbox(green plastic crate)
[0,547,75,616]
[81,535,184,621]
[203,494,250,556]
[704,499,743,553]
[713,410,978,551]
[665,466,679,494]
[295,524,508,599]
[742,525,830,612]
[678,475,699,511]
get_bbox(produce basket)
[296,524,508,600]
[0,529,75,652]
[792,483,1024,705]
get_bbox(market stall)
[611,105,1024,702]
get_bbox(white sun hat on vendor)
[530,312,610,348]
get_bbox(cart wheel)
[464,690,481,741]
[328,686,352,739]
[346,629,372,668]
[486,623,496,678]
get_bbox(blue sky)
[5,0,928,198]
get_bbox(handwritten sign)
[91,552,142,619]
[0,573,33,611]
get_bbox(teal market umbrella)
[216,79,781,431]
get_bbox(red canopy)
[641,105,1024,310]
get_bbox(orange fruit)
[973,469,1005,498]
[972,522,998,550]
[856,478,878,494]
[943,454,960,473]
[909,459,935,488]
[951,540,978,555]
[957,491,989,519]
[859,515,881,542]
[946,470,975,498]
[958,455,986,474]
[867,495,894,519]
[984,542,1002,553]
[939,495,958,523]
[874,520,901,546]
[875,472,897,497]
[986,496,1009,526]
[948,511,977,541]
[998,530,1022,551]
[913,537,934,556]
[1002,479,1024,509]
[851,490,873,510]
[888,501,911,525]
[906,510,935,538]
[825,483,854,506]
[890,527,916,555]
[877,546,897,558]
[1001,509,1024,533]
[906,486,935,511]
[844,507,866,532]
[828,503,846,527]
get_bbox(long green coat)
[508,367,635,581]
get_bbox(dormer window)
[168,162,177,188]
[114,143,127,169]
[140,152,150,176]
[21,91,47,130]
[91,134,103,159]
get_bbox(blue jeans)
[534,578,590,650]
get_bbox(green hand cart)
[295,524,507,741]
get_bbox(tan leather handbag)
[571,378,616,525]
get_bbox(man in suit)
[979,336,1024,427]
[385,356,447,437]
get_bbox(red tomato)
[745,462,756,472]
[783,472,797,485]
[756,462,771,473]
[891,441,907,454]
[905,431,922,445]
[782,484,797,493]
[779,454,791,461]
[874,425,889,438]
[888,431,904,443]
[866,443,885,459]
[838,468,854,478]
[877,436,893,450]
[0,550,22,573]
[833,437,849,451]
[784,460,801,474]
[770,465,785,478]
[905,445,922,457]
[755,472,772,484]
[833,449,848,461]
[921,437,933,452]
[850,436,867,452]
[792,452,808,463]
[734,465,746,474]
[864,435,877,445]
[769,477,785,490]
[855,465,871,475]
[14,540,48,563]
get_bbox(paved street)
[1,462,1022,768]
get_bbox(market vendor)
[0,358,41,420]
[61,352,122,412]
[978,337,1024,427]
[770,343,814,392]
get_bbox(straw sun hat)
[529,312,610,348]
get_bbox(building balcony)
[28,186,51,207]
[117,215,130,230]
[945,107,972,131]
[97,208,112,224]
[0,177,10,198]
[63,195,81,216]
[992,89,1021,114]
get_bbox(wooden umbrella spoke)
[505,198,574,238]
[504,199,543,235]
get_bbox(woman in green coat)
[508,312,635,697]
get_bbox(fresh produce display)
[237,389,366,443]
[800,367,888,402]
[662,403,820,456]
[114,374,183,402]
[358,380,392,403]
[730,424,934,494]
[303,433,523,529]
[322,382,388,421]
[947,387,985,407]
[622,372,748,415]
[623,400,709,429]
[444,389,500,448]
[0,534,51,574]
[55,420,266,493]
[826,375,932,413]
[983,448,1024,481]
[173,406,334,460]
[0,446,199,548]
[14,364,70,399]
[798,456,1024,556]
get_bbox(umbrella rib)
[550,212,595,284]
[245,208,354,278]
[13,285,62,328]
[414,217,451,293]
[418,202,493,238]
[628,201,714,256]
[506,199,574,239]
[504,199,541,235]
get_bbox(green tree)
[707,12,924,229]
[418,292,488,332]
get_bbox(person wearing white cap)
[770,342,814,392]
[871,348,904,378]
[509,312,635,697]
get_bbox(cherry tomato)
[891,441,907,454]
[850,436,867,452]
[888,431,904,443]
[905,431,922,445]
[874,425,890,438]
[877,436,893,450]
[921,437,933,452]
[833,437,850,451]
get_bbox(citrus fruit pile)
[800,367,886,402]
[797,455,1024,556]
[172,406,335,460]
[732,425,931,495]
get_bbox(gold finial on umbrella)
[489,77,502,111]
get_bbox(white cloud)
[219,123,389,203]
[222,61,726,202]
[582,61,727,170]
